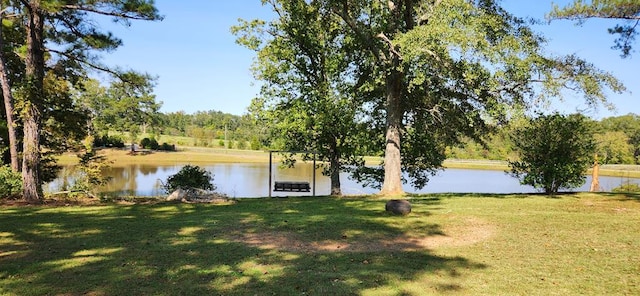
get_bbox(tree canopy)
[548,0,640,57]
[233,0,368,195]
[237,0,625,195]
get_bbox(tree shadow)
[594,192,640,202]
[0,197,487,295]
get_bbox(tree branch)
[46,48,128,81]
[331,2,386,62]
[60,5,159,21]
[376,32,402,60]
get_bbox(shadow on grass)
[409,191,604,200]
[0,197,486,295]
[594,192,640,202]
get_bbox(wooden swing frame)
[268,150,317,197]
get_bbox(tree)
[15,0,161,202]
[323,0,623,195]
[233,0,367,195]
[0,5,20,171]
[548,0,640,58]
[594,131,634,164]
[85,74,161,149]
[508,113,596,195]
[597,113,640,163]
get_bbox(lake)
[44,163,640,197]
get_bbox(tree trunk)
[329,145,342,196]
[379,66,404,196]
[0,9,19,171]
[22,0,45,202]
[590,154,600,192]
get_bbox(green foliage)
[68,150,113,197]
[3,0,161,200]
[594,131,634,164]
[160,142,175,151]
[140,137,159,150]
[508,113,596,194]
[93,134,125,148]
[612,182,640,193]
[0,165,22,199]
[548,0,640,58]
[78,74,162,144]
[596,113,640,164]
[233,0,368,195]
[235,0,624,195]
[162,165,216,194]
[39,153,63,184]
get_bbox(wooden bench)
[274,181,311,192]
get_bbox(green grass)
[1,193,639,295]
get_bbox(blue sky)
[98,0,637,119]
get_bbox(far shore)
[56,147,640,178]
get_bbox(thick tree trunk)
[22,107,41,201]
[0,10,19,171]
[379,67,404,196]
[22,0,45,202]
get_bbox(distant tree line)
[447,113,640,165]
[158,111,262,150]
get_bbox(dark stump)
[385,199,411,215]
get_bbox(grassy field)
[1,193,638,295]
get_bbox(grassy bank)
[1,193,639,295]
[57,147,270,166]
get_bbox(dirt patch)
[229,217,496,253]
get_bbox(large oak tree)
[334,0,625,195]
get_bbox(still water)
[45,163,640,198]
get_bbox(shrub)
[140,138,160,150]
[612,182,640,193]
[94,135,125,148]
[140,137,151,149]
[160,143,176,151]
[508,113,596,195]
[163,165,216,194]
[0,165,22,199]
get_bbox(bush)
[140,138,160,150]
[0,165,22,199]
[160,143,176,151]
[508,113,596,195]
[612,182,640,193]
[94,135,125,148]
[163,165,216,194]
[140,137,151,149]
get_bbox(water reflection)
[44,163,640,197]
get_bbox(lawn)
[1,193,638,295]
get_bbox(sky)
[97,0,638,119]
